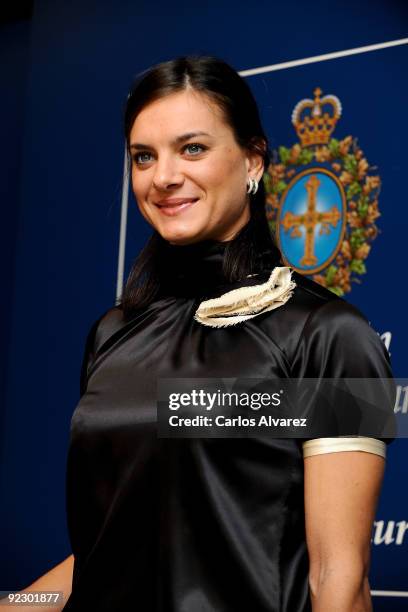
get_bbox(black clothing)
[63,238,394,611]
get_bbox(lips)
[154,197,200,216]
[155,198,199,207]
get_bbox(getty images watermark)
[157,377,400,439]
[167,387,291,429]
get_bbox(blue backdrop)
[1,1,407,609]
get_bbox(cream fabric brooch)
[194,266,296,328]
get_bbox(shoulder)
[90,304,126,354]
[263,269,346,331]
[258,269,349,352]
[80,305,125,391]
[290,270,375,334]
[258,269,383,369]
[289,270,372,331]
[291,270,342,304]
[283,273,391,377]
[81,305,125,365]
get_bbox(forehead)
[129,90,230,141]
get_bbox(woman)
[18,55,394,612]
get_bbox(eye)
[184,143,207,155]
[132,151,153,165]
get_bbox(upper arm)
[304,449,385,578]
[292,298,395,581]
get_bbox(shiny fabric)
[302,436,386,458]
[63,238,395,612]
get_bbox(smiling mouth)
[154,198,199,215]
[155,198,199,207]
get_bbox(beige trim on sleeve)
[302,436,386,459]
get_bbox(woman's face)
[129,89,264,245]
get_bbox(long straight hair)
[120,55,282,321]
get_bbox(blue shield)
[277,169,346,274]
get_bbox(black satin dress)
[63,238,394,612]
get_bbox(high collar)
[156,237,278,299]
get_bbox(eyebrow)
[129,131,212,150]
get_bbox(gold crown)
[291,87,342,146]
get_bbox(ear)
[245,138,267,183]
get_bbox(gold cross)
[281,175,341,266]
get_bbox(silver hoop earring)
[246,177,259,195]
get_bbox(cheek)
[225,150,246,179]
[131,169,149,205]
[199,154,245,192]
[131,172,151,220]
[131,167,142,197]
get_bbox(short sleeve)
[79,316,103,398]
[79,305,124,397]
[290,298,397,459]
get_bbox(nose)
[152,153,184,191]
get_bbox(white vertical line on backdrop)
[115,147,130,304]
[116,36,408,300]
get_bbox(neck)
[156,232,279,299]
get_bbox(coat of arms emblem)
[264,87,381,295]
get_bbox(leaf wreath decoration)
[263,135,381,296]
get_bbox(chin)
[157,221,209,246]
